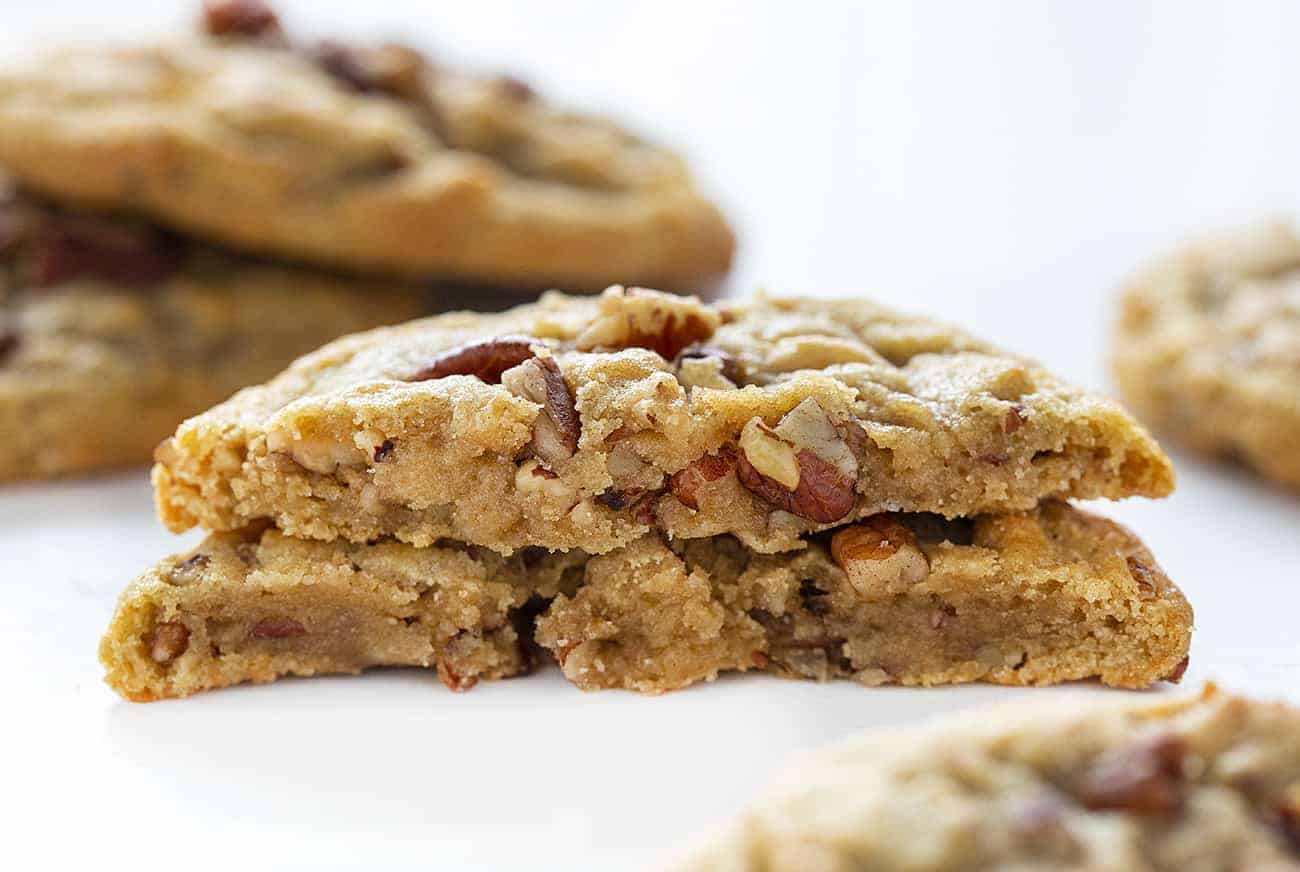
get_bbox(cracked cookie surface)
[153,287,1174,554]
[0,2,733,290]
[101,501,1191,700]
[672,686,1300,872]
[0,192,426,481]
[1114,220,1300,488]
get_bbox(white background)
[3,2,1299,870]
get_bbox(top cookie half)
[0,2,734,291]
[154,287,1173,555]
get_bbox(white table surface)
[3,2,1299,870]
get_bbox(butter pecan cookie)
[673,686,1300,871]
[0,1,733,291]
[1115,220,1300,488]
[0,190,425,481]
[101,501,1190,700]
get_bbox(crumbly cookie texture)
[1114,220,1300,488]
[0,1,733,291]
[672,686,1300,872]
[0,193,426,481]
[102,501,1190,701]
[100,527,583,702]
[536,500,1191,693]
[153,287,1174,555]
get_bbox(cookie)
[100,501,1191,701]
[673,686,1300,871]
[0,1,734,291]
[0,192,426,481]
[152,287,1174,555]
[1114,220,1300,488]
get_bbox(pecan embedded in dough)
[670,447,736,510]
[737,448,856,524]
[830,517,930,596]
[736,401,858,524]
[24,214,181,287]
[252,617,307,639]
[0,328,18,365]
[201,0,281,39]
[410,335,540,384]
[575,287,720,361]
[169,553,210,585]
[501,356,580,465]
[150,621,190,664]
[1079,734,1188,815]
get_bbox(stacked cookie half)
[0,1,733,480]
[102,286,1191,700]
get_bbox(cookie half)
[153,287,1174,555]
[0,192,426,481]
[1114,220,1300,488]
[100,501,1191,701]
[673,686,1300,871]
[0,2,733,291]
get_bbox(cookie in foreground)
[152,287,1174,555]
[0,1,733,291]
[0,191,426,481]
[101,502,1190,701]
[1114,219,1300,489]
[671,685,1300,872]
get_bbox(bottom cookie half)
[100,501,1192,701]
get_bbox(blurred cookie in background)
[672,685,1300,871]
[0,190,427,481]
[1114,220,1300,489]
[0,0,735,293]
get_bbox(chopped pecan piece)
[575,287,720,361]
[498,74,536,101]
[310,40,434,103]
[366,43,433,100]
[1164,655,1190,683]
[1126,556,1159,597]
[308,40,378,94]
[598,488,630,510]
[23,215,181,287]
[373,439,396,463]
[1277,785,1300,852]
[669,447,736,510]
[0,329,18,366]
[252,617,307,639]
[676,345,742,381]
[150,621,190,664]
[501,356,580,465]
[169,553,210,585]
[1079,734,1188,815]
[201,0,281,39]
[736,401,859,524]
[1004,403,1026,434]
[738,447,856,524]
[410,335,540,383]
[830,516,930,596]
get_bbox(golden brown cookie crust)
[1114,220,1300,488]
[153,287,1174,555]
[0,26,733,290]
